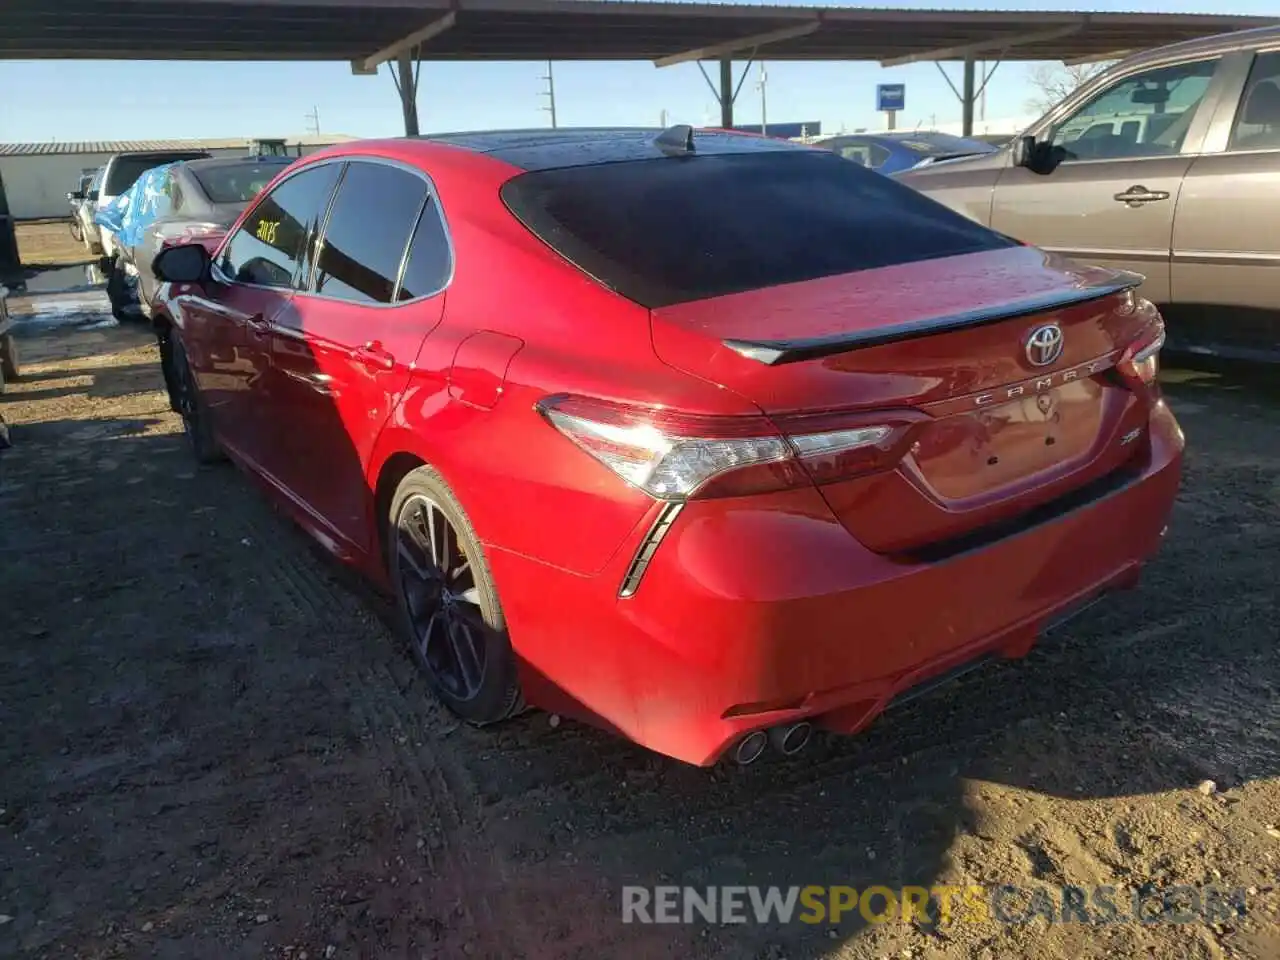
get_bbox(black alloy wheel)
[395,493,490,703]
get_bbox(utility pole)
[305,106,320,136]
[660,108,669,127]
[757,62,768,135]
[980,61,987,123]
[540,60,557,128]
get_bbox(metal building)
[0,135,355,220]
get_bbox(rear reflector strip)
[618,502,683,598]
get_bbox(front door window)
[1047,58,1219,162]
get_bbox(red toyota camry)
[150,127,1183,767]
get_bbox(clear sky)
[0,0,1270,143]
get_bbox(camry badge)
[1025,323,1065,367]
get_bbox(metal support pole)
[758,63,767,135]
[398,51,420,137]
[961,54,976,137]
[719,57,734,128]
[543,61,557,128]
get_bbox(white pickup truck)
[88,150,211,261]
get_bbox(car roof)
[818,132,992,149]
[881,131,991,147]
[415,127,807,172]
[1117,23,1280,69]
[819,134,901,147]
[109,150,211,162]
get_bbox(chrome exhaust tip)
[769,721,812,757]
[733,730,769,766]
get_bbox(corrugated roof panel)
[0,135,356,157]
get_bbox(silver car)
[898,26,1280,362]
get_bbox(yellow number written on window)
[255,220,280,245]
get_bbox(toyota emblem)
[1025,323,1065,367]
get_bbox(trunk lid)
[650,245,1159,555]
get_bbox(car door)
[270,159,451,555]
[179,162,341,473]
[1169,48,1280,358]
[990,55,1226,305]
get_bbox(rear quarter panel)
[365,145,757,578]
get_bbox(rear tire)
[0,333,16,387]
[170,336,223,464]
[105,259,138,323]
[387,467,523,725]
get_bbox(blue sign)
[877,83,906,113]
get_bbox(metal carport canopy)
[4,0,1278,134]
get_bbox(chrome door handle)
[353,341,395,371]
[1114,186,1170,206]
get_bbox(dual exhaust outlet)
[732,721,812,765]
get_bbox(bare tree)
[1026,61,1113,114]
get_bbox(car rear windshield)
[105,154,208,195]
[500,150,1017,308]
[192,162,290,204]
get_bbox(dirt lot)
[12,221,93,270]
[1,304,1278,960]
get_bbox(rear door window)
[501,150,1015,308]
[1228,51,1280,152]
[313,161,429,304]
[867,143,893,169]
[219,163,341,289]
[396,196,452,300]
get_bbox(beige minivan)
[898,27,1280,361]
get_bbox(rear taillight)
[537,395,918,501]
[1116,315,1166,387]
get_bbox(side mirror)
[1011,135,1037,168]
[1011,135,1060,175]
[67,190,85,201]
[152,242,211,284]
[87,189,100,202]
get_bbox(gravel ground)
[0,299,1277,960]
[11,222,93,270]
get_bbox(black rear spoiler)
[722,271,1145,365]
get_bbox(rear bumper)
[489,401,1184,766]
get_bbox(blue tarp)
[94,162,177,249]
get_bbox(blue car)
[813,131,999,175]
